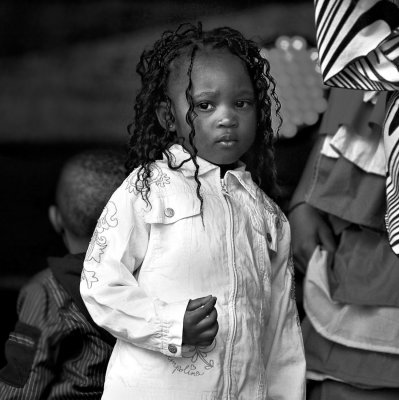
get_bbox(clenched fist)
[183,295,218,347]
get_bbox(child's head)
[158,47,257,167]
[127,22,281,200]
[49,149,126,253]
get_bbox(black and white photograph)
[0,0,398,398]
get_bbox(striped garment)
[314,0,399,253]
[0,255,114,399]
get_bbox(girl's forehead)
[168,48,244,80]
[166,49,252,98]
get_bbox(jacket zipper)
[221,178,237,400]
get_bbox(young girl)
[80,23,305,400]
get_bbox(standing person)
[0,149,126,399]
[289,1,399,399]
[290,88,399,399]
[314,0,399,254]
[80,23,306,400]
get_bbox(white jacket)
[80,145,305,400]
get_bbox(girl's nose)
[217,113,238,128]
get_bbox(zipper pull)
[221,179,227,193]
[221,179,231,196]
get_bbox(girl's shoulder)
[124,162,188,198]
[256,189,289,247]
[236,173,287,230]
[259,191,286,222]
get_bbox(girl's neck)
[217,162,238,178]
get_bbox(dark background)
[0,0,316,366]
[1,0,306,57]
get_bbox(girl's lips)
[217,140,237,148]
[216,135,237,143]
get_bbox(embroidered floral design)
[126,165,170,193]
[125,174,138,194]
[82,201,118,289]
[167,340,216,376]
[86,231,107,263]
[85,201,118,263]
[150,164,171,187]
[182,340,216,370]
[81,269,98,289]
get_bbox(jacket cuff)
[159,299,189,358]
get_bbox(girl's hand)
[183,295,218,347]
[289,203,337,273]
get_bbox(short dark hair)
[55,148,126,238]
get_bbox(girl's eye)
[236,100,253,109]
[197,102,214,111]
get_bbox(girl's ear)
[156,101,176,131]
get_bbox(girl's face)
[165,50,257,166]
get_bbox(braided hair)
[126,22,282,210]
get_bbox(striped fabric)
[0,269,112,399]
[314,0,399,253]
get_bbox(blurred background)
[0,0,318,364]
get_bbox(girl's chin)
[205,156,241,167]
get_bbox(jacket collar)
[164,144,219,176]
[162,145,277,250]
[163,146,276,250]
[163,145,257,200]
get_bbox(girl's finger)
[196,308,218,329]
[189,297,217,323]
[197,324,219,342]
[196,340,215,347]
[186,295,213,311]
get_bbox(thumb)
[186,295,213,311]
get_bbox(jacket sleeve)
[80,176,188,358]
[265,219,306,400]
[314,0,399,255]
[0,281,57,399]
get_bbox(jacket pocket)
[142,193,201,225]
[0,321,40,387]
[139,193,202,281]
